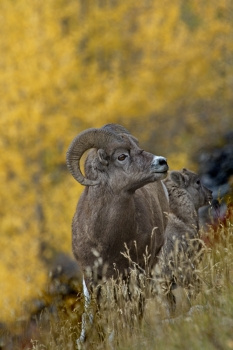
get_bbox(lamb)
[156,168,212,311]
[66,123,169,289]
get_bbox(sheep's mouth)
[156,170,168,173]
[151,169,168,178]
[150,162,168,178]
[153,167,169,174]
[208,196,213,205]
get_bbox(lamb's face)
[186,174,213,210]
[169,169,212,210]
[170,168,213,211]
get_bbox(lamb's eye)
[118,154,127,161]
[196,179,200,185]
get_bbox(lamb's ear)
[97,149,109,166]
[170,171,186,187]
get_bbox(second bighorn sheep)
[156,168,212,309]
[66,124,169,290]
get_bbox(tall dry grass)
[2,211,233,350]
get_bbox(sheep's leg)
[76,277,93,349]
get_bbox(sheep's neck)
[86,186,137,240]
[84,185,161,264]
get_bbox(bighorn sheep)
[66,124,169,289]
[156,168,212,312]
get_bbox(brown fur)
[70,128,169,290]
[156,169,212,308]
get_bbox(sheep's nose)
[158,157,167,166]
[154,156,167,166]
[152,156,168,170]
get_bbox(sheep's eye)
[118,154,127,161]
[196,179,200,185]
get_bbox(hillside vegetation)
[3,213,232,349]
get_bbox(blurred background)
[0,0,232,328]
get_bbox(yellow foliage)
[0,0,232,323]
[0,232,47,323]
[167,152,190,171]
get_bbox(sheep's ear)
[97,149,109,166]
[170,171,186,187]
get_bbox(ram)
[66,124,169,289]
[156,168,212,312]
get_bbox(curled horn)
[102,123,139,144]
[66,128,123,186]
[102,123,132,135]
